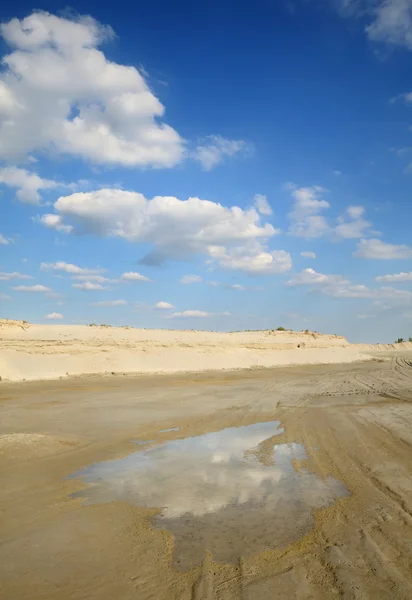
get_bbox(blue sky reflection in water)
[71,421,349,569]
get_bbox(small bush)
[276,326,286,331]
[409,337,412,343]
[395,337,404,343]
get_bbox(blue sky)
[1,0,412,342]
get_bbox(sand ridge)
[1,319,411,382]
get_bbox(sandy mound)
[0,320,410,382]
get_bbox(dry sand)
[1,318,410,382]
[2,319,412,599]
[1,356,412,599]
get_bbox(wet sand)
[1,353,412,599]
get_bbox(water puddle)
[70,421,349,569]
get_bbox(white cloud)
[121,271,151,282]
[229,284,246,290]
[0,11,183,167]
[365,0,412,49]
[254,194,272,216]
[287,185,372,240]
[72,281,107,290]
[300,251,316,259]
[288,267,412,301]
[334,0,412,50]
[72,274,113,283]
[39,214,73,233]
[335,206,372,239]
[287,268,346,287]
[0,293,11,300]
[0,233,11,245]
[171,310,231,318]
[0,271,32,280]
[46,292,63,299]
[0,166,58,204]
[355,238,412,259]
[208,243,292,275]
[333,170,342,176]
[12,284,51,292]
[323,284,412,300]
[46,312,63,319]
[38,189,280,271]
[375,271,412,282]
[288,185,330,238]
[194,135,252,170]
[91,299,127,306]
[41,261,104,275]
[155,301,174,309]
[180,274,202,284]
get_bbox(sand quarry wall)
[0,320,411,382]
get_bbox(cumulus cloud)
[375,271,412,282]
[39,214,73,233]
[121,271,151,282]
[0,271,32,280]
[0,293,11,300]
[155,301,174,309]
[180,275,202,284]
[0,11,184,167]
[46,312,63,319]
[229,284,246,290]
[0,167,58,204]
[354,238,412,259]
[91,299,127,306]
[365,0,412,49]
[0,233,11,245]
[287,268,346,287]
[288,184,330,238]
[171,310,231,318]
[333,0,412,50]
[207,243,292,275]
[73,275,114,283]
[38,188,283,273]
[287,267,412,301]
[335,206,372,239]
[323,284,412,300]
[41,261,104,275]
[194,136,252,170]
[254,194,272,216]
[300,251,316,259]
[287,185,372,240]
[72,281,107,290]
[12,284,51,292]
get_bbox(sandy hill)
[0,319,410,382]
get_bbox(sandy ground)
[1,352,412,599]
[1,319,411,382]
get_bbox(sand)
[1,319,410,382]
[1,357,412,599]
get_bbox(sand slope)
[0,319,411,382]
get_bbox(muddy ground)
[1,354,412,599]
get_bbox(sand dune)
[0,319,410,382]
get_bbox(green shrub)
[276,326,286,331]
